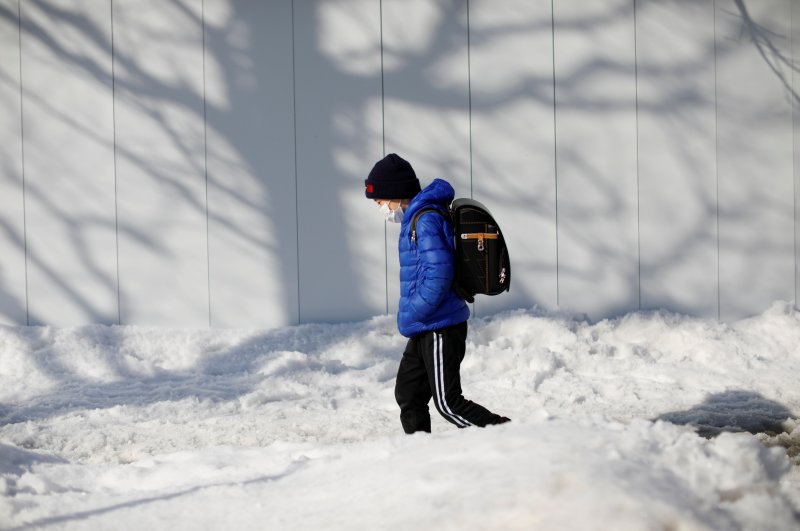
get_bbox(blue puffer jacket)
[397,178,470,338]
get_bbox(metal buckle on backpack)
[460,232,497,252]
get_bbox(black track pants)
[394,321,504,433]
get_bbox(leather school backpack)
[411,198,511,303]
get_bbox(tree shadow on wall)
[731,0,798,104]
[656,390,796,438]
[0,0,313,327]
[0,0,798,329]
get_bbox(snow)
[1,302,799,530]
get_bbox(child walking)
[365,153,510,433]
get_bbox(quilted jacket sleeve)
[407,211,455,322]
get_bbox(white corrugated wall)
[0,0,797,327]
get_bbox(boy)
[365,153,510,433]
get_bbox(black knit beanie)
[364,153,421,199]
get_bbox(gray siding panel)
[20,0,118,326]
[469,0,558,317]
[716,0,795,320]
[294,0,386,324]
[114,0,209,326]
[0,0,27,325]
[637,0,719,317]
[204,0,298,328]
[553,0,640,320]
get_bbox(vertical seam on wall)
[111,0,121,325]
[466,0,475,315]
[467,0,473,199]
[380,0,388,315]
[17,0,29,326]
[633,0,641,310]
[551,0,560,308]
[380,0,386,159]
[467,0,478,315]
[201,0,211,327]
[713,0,721,320]
[792,0,798,310]
[291,0,301,324]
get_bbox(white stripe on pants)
[433,332,472,427]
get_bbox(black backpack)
[411,198,511,303]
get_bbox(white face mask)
[380,202,405,223]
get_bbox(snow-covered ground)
[1,302,799,530]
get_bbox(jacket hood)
[404,178,455,223]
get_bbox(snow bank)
[1,302,799,529]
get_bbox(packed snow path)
[1,303,799,529]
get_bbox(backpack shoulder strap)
[410,205,473,302]
[410,207,450,243]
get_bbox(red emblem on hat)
[366,184,374,193]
